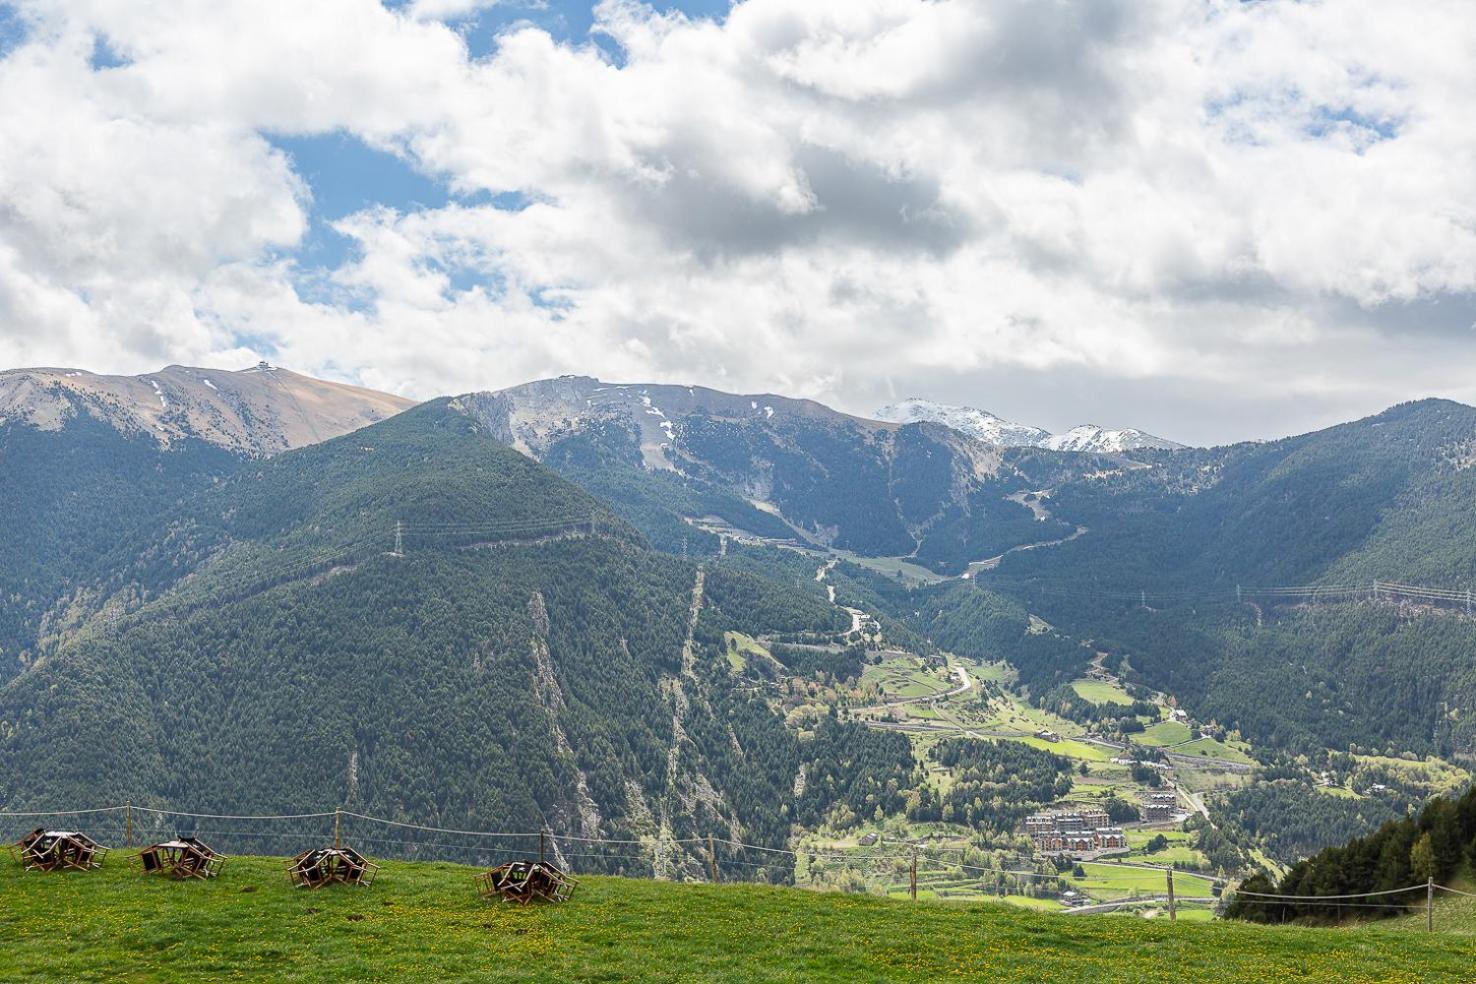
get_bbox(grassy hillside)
[2,855,1471,982]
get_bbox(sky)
[1,1,1475,446]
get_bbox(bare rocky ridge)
[463,374,903,470]
[458,376,1007,555]
[0,362,414,455]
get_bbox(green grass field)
[723,631,772,671]
[1011,734,1113,761]
[1123,831,1208,867]
[2,856,1473,982]
[1070,862,1217,901]
[1170,736,1255,765]
[1070,679,1135,706]
[862,656,952,699]
[1135,720,1193,746]
[832,551,947,586]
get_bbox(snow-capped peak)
[874,399,1183,452]
[1042,425,1182,453]
[875,399,1050,447]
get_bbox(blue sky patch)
[0,3,27,59]
[1306,105,1400,146]
[88,33,130,69]
[269,131,451,272]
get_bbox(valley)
[10,5,1475,977]
[3,365,1476,939]
[721,555,1242,917]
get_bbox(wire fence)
[1,805,1107,904]
[1217,879,1476,931]
[22,805,1476,929]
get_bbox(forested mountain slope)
[0,414,240,676]
[0,399,908,872]
[975,399,1476,759]
[994,399,1476,593]
[0,363,413,677]
[1228,784,1476,925]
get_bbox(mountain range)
[458,375,1126,574]
[0,395,885,871]
[874,398,1184,453]
[9,361,1476,877]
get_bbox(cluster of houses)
[1024,809,1129,860]
[1023,789,1183,860]
[1143,791,1179,823]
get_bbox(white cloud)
[404,0,508,22]
[1,0,1475,443]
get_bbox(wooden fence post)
[1428,878,1434,932]
[1166,867,1176,922]
[910,852,918,902]
[334,808,342,849]
[539,830,547,864]
[125,803,132,849]
[707,834,719,883]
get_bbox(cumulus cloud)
[1,0,1474,443]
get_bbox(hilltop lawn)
[1135,720,1193,746]
[2,856,1473,982]
[1070,679,1135,706]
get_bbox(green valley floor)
[1,856,1472,982]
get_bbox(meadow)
[2,854,1473,982]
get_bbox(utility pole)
[334,808,342,849]
[1166,867,1176,922]
[1140,589,1147,610]
[393,520,404,557]
[910,851,918,902]
[707,834,719,883]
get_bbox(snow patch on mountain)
[1042,424,1182,453]
[875,399,1183,452]
[875,399,1050,447]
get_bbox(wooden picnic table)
[286,846,379,888]
[12,829,108,872]
[136,837,227,879]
